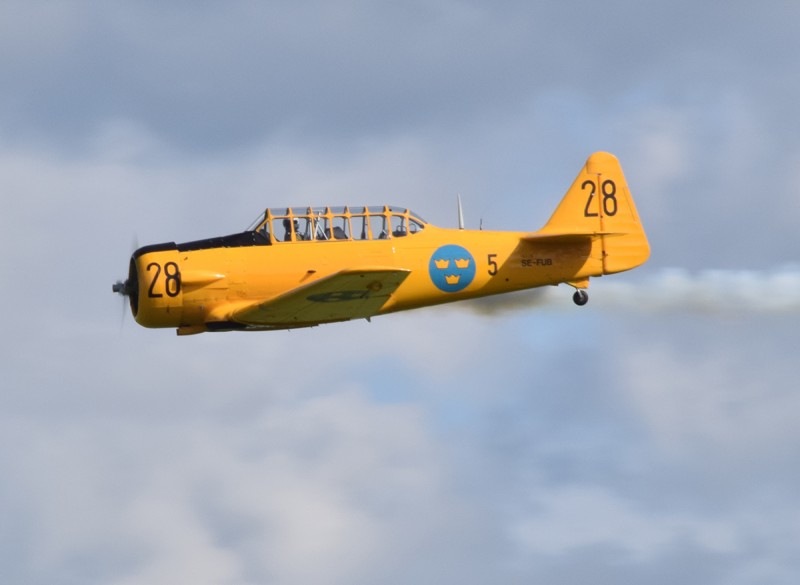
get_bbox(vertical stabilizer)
[538,152,650,275]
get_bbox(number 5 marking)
[487,253,498,276]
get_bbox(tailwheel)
[572,289,589,306]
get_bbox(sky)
[2,1,800,584]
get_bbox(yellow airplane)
[112,152,649,335]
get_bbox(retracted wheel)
[572,289,589,306]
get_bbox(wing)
[231,267,411,327]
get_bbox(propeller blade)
[120,293,128,331]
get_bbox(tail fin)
[530,152,650,275]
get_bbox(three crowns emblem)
[429,245,476,292]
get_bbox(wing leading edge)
[231,267,411,327]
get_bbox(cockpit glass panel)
[310,215,327,240]
[295,216,311,241]
[273,216,293,242]
[353,214,369,239]
[369,214,388,239]
[246,211,267,232]
[331,216,350,239]
[391,214,407,237]
[249,205,426,241]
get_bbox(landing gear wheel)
[572,289,589,306]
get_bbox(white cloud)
[512,485,743,560]
[620,338,800,460]
[3,2,800,584]
[625,106,695,217]
[1,389,454,585]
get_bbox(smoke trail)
[464,288,555,315]
[597,267,800,313]
[463,267,800,315]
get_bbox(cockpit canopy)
[246,205,427,243]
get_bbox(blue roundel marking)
[429,245,476,293]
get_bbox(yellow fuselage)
[117,152,650,334]
[130,225,602,334]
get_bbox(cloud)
[512,485,742,560]
[2,382,498,585]
[619,329,800,462]
[4,2,800,584]
[3,0,796,156]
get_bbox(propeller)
[113,235,138,296]
[112,279,132,296]
[113,274,133,331]
[117,283,128,329]
[457,194,465,229]
[113,275,130,332]
[113,235,139,328]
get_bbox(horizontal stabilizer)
[520,231,623,244]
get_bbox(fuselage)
[127,222,602,334]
